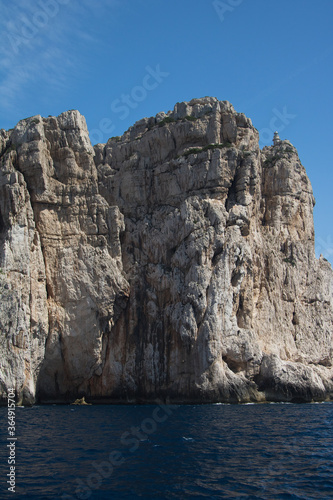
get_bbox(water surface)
[0,402,332,499]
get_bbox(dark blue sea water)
[0,402,333,499]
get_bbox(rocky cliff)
[0,97,332,405]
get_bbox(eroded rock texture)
[0,98,332,404]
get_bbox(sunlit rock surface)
[0,98,332,405]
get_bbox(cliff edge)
[0,97,332,405]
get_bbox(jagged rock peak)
[97,97,253,146]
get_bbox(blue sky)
[0,0,332,263]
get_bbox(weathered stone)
[0,111,129,405]
[0,99,332,405]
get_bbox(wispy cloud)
[0,0,120,116]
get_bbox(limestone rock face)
[0,98,332,404]
[0,112,129,404]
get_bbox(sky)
[0,0,332,263]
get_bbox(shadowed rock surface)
[0,97,332,405]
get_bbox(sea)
[0,402,332,499]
